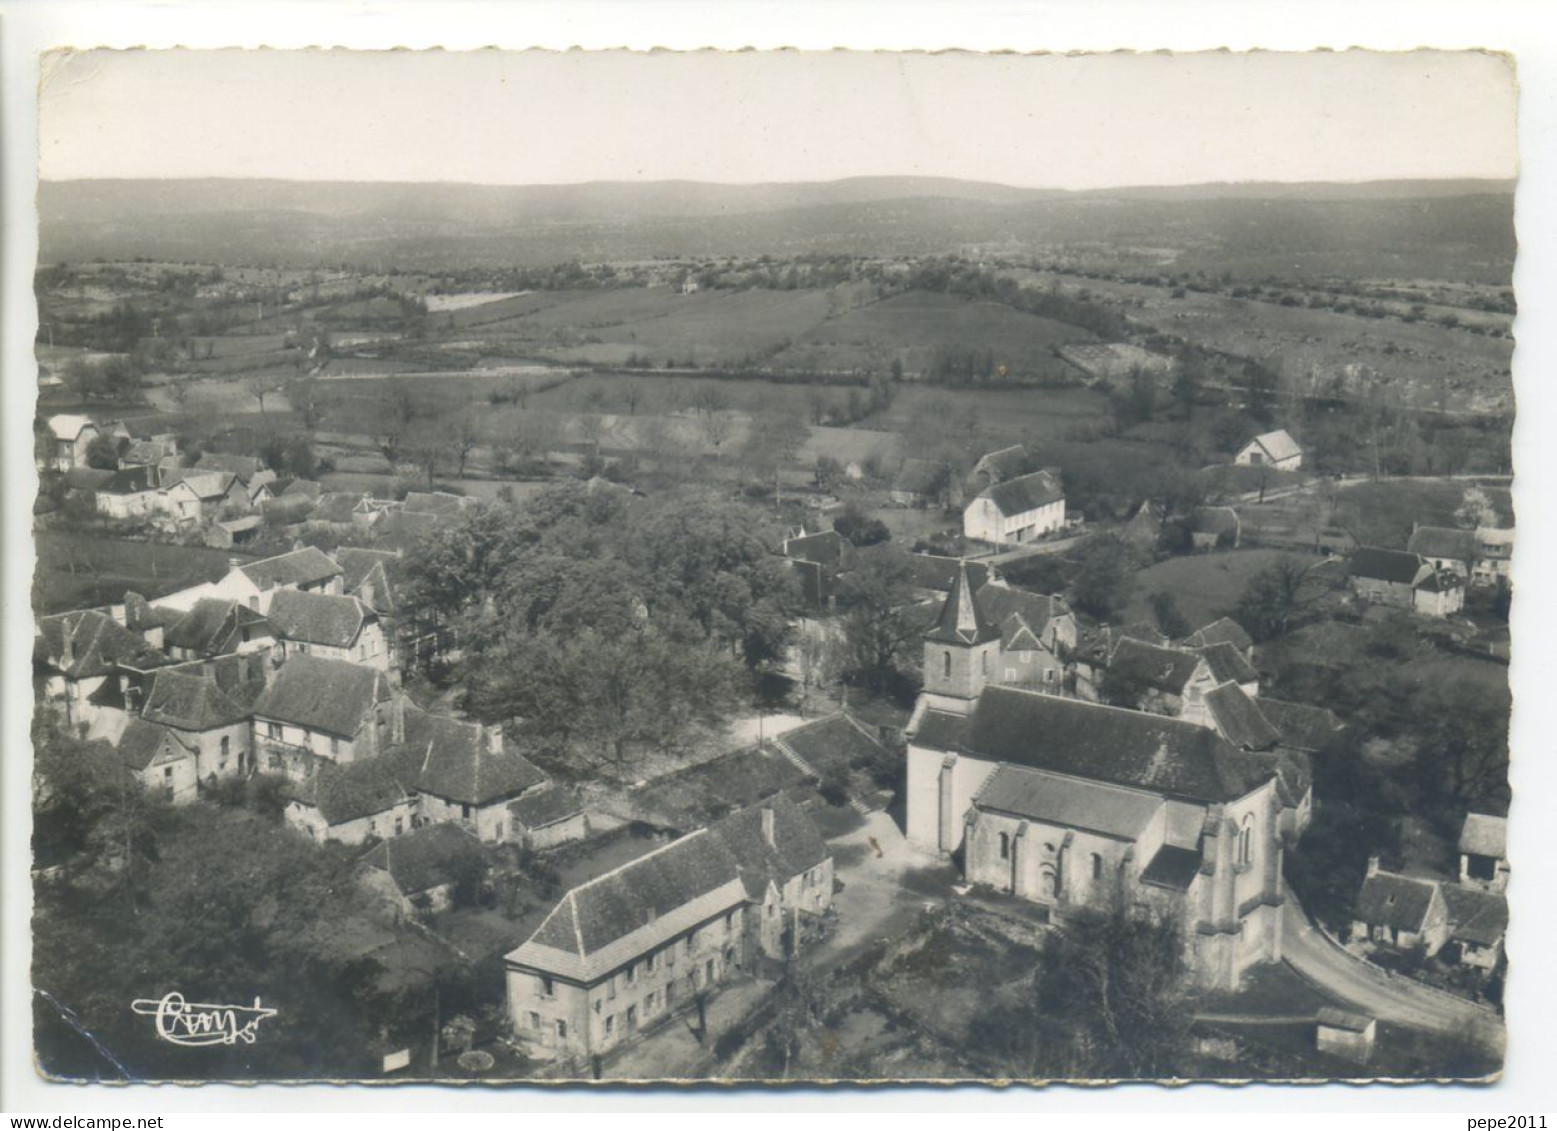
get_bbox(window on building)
[1238,815,1255,867]
[646,991,657,1013]
[556,1020,567,1040]
[998,832,1010,860]
[626,1005,638,1030]
[626,964,637,986]
[1091,853,1102,880]
[706,959,716,984]
[1045,669,1056,684]
[266,722,282,739]
[220,736,230,761]
[607,978,617,1001]
[943,651,952,679]
[593,999,601,1015]
[724,911,735,934]
[604,1014,614,1035]
[394,816,404,836]
[330,736,340,757]
[539,975,554,998]
[686,934,695,956]
[528,1012,541,1031]
[646,953,656,974]
[666,945,676,967]
[980,652,987,675]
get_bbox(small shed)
[1315,1008,1376,1063]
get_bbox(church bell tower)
[921,560,1002,713]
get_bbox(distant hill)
[36,176,1517,282]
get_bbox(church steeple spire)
[926,559,999,646]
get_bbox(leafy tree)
[838,545,918,694]
[1148,591,1190,640]
[83,434,123,470]
[1069,534,1135,620]
[1411,678,1510,812]
[832,502,890,548]
[1233,555,1330,641]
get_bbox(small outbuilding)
[1316,1008,1376,1063]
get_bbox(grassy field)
[34,530,260,614]
[1335,479,1513,548]
[1122,548,1325,629]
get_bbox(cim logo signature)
[131,992,278,1047]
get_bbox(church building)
[905,564,1311,990]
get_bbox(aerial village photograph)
[23,46,1518,1086]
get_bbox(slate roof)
[924,562,1002,646]
[117,718,191,771]
[35,609,171,680]
[266,588,370,649]
[975,444,1029,481]
[99,466,157,495]
[982,469,1064,517]
[1407,526,1479,563]
[782,529,847,568]
[1139,844,1204,892]
[507,828,747,983]
[335,548,402,614]
[976,582,1068,651]
[1108,638,1206,695]
[402,707,547,806]
[1354,871,1438,933]
[279,478,323,500]
[1204,682,1282,751]
[284,752,418,826]
[360,823,488,896]
[195,452,266,481]
[904,553,991,594]
[167,471,238,501]
[707,794,830,900]
[163,598,268,656]
[1247,429,1302,463]
[1180,617,1253,654]
[238,546,343,591]
[141,669,252,731]
[1442,885,1508,948]
[1075,622,1169,666]
[628,744,810,827]
[1349,548,1426,586]
[309,492,361,525]
[1195,641,1258,686]
[914,687,1273,804]
[509,786,585,831]
[253,654,392,737]
[974,764,1164,841]
[1255,699,1345,753]
[1458,813,1507,860]
[63,467,115,491]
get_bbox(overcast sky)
[39,48,1517,189]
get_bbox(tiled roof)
[982,469,1064,517]
[142,669,251,731]
[1248,429,1301,462]
[336,548,402,614]
[253,654,392,737]
[266,588,369,649]
[360,823,488,896]
[976,582,1067,650]
[1317,1008,1372,1033]
[63,467,115,491]
[1255,699,1345,753]
[1195,642,1258,686]
[1349,548,1426,586]
[914,687,1272,804]
[1204,682,1282,751]
[163,598,267,656]
[975,444,1029,480]
[403,707,547,806]
[509,786,585,831]
[1458,812,1507,860]
[707,794,830,900]
[507,829,747,982]
[99,466,157,495]
[774,713,890,780]
[925,561,1001,646]
[974,764,1164,840]
[1354,870,1438,933]
[195,452,266,480]
[1407,526,1479,563]
[310,492,361,524]
[1180,617,1253,655]
[167,471,238,501]
[782,529,847,568]
[285,752,418,826]
[903,553,991,594]
[116,718,191,771]
[1108,638,1206,695]
[35,609,171,680]
[1442,885,1508,948]
[238,546,343,590]
[628,744,810,827]
[1139,844,1204,892]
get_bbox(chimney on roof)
[487,724,504,754]
[228,556,242,572]
[1367,855,1381,877]
[761,806,776,850]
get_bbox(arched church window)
[1238,814,1255,866]
[998,832,1010,860]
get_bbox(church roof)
[1195,641,1259,686]
[1203,682,1282,751]
[974,764,1163,841]
[1255,699,1344,753]
[924,561,1001,646]
[913,687,1272,804]
[1139,844,1204,892]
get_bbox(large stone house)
[1234,429,1303,471]
[972,444,1031,486]
[1472,526,1513,587]
[265,588,390,669]
[402,708,549,843]
[1348,547,1464,618]
[218,547,346,613]
[250,653,398,778]
[94,466,160,520]
[139,655,269,781]
[963,470,1066,546]
[34,609,173,728]
[282,752,420,844]
[116,717,201,804]
[504,797,832,1062]
[1406,526,1479,578]
[160,597,273,661]
[159,471,249,528]
[905,577,1311,990]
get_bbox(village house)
[972,444,1031,486]
[250,653,399,778]
[1351,862,1450,953]
[925,567,1074,695]
[118,434,178,474]
[1069,621,1170,700]
[265,588,390,669]
[282,751,420,844]
[1347,547,1465,618]
[1472,526,1513,587]
[1440,885,1509,971]
[137,658,266,781]
[159,597,273,661]
[1458,812,1509,893]
[34,609,174,728]
[508,786,590,851]
[93,466,161,521]
[115,717,201,804]
[39,414,100,472]
[963,469,1066,546]
[206,515,265,550]
[1406,525,1480,577]
[1188,506,1241,551]
[906,577,1311,990]
[1234,429,1303,471]
[358,824,493,917]
[1180,616,1255,660]
[1121,500,1165,557]
[193,451,275,489]
[780,528,851,611]
[158,471,250,529]
[400,706,550,843]
[1101,637,1221,723]
[504,796,832,1062]
[216,546,345,613]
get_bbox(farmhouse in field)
[1347,547,1465,618]
[39,414,101,472]
[905,575,1312,990]
[1234,429,1303,471]
[963,469,1066,546]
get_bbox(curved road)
[1279,901,1501,1038]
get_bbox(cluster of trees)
[402,483,803,776]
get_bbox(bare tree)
[244,375,281,416]
[701,410,734,457]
